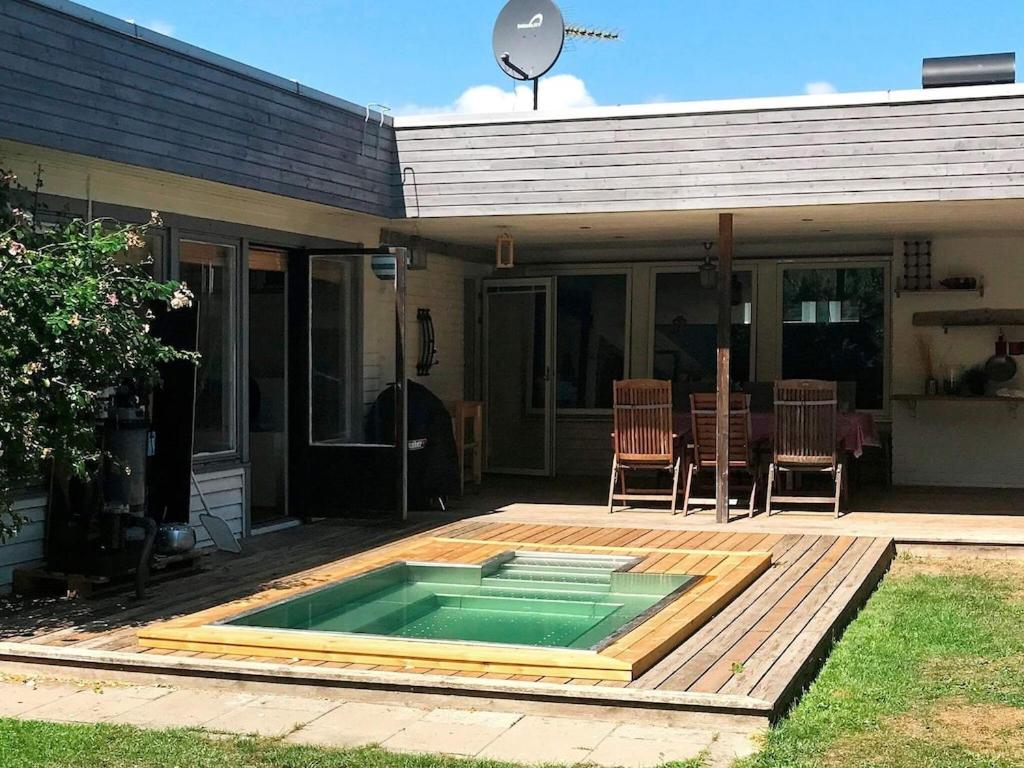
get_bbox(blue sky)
[80,0,1023,113]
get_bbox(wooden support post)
[715,213,733,524]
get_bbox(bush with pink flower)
[0,166,195,540]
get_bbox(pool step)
[490,567,612,585]
[509,553,637,571]
[478,580,613,599]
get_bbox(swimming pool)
[222,552,697,650]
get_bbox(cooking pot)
[156,523,196,555]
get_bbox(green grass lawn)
[1,556,1021,768]
[741,555,1024,768]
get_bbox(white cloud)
[804,80,838,95]
[395,74,596,116]
[146,19,175,36]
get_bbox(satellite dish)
[492,0,565,82]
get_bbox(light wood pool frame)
[139,527,771,681]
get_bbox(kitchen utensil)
[984,354,1018,384]
[155,523,196,555]
[939,277,977,290]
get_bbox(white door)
[482,278,555,475]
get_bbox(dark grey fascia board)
[20,0,393,127]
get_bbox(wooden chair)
[681,393,758,517]
[608,379,681,514]
[766,379,844,517]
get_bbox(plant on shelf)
[0,165,196,542]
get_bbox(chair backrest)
[612,379,674,463]
[690,393,753,468]
[773,379,838,467]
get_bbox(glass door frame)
[247,246,291,528]
[481,277,556,476]
[773,256,892,417]
[288,245,409,520]
[646,264,759,382]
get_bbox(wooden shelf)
[892,394,1023,416]
[895,285,984,298]
[912,308,1024,332]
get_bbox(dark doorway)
[248,248,289,526]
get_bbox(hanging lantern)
[496,233,515,269]
[698,241,717,290]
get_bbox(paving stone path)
[0,677,759,767]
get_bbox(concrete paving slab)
[113,689,256,729]
[383,719,507,757]
[421,707,524,729]
[706,730,760,764]
[478,714,617,764]
[202,699,336,738]
[21,686,172,723]
[586,734,710,768]
[0,681,85,717]
[286,701,426,748]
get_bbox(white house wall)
[0,495,47,593]
[190,467,246,547]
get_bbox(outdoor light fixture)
[699,241,717,290]
[371,252,400,280]
[496,233,515,269]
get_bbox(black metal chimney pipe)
[922,53,1015,88]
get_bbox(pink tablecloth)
[674,411,880,458]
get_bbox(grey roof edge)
[393,82,1024,129]
[22,0,394,127]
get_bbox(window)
[115,231,164,278]
[555,274,627,410]
[652,271,753,391]
[180,240,237,455]
[781,265,886,410]
[309,256,355,444]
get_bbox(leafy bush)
[0,166,195,541]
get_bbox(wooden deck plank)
[631,533,813,689]
[742,537,893,701]
[689,536,861,693]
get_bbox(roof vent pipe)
[922,52,1015,88]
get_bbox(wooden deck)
[138,524,771,680]
[0,517,893,719]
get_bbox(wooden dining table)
[673,411,880,458]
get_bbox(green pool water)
[224,553,697,649]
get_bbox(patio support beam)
[716,213,733,524]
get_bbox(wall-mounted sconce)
[496,233,515,269]
[699,241,716,290]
